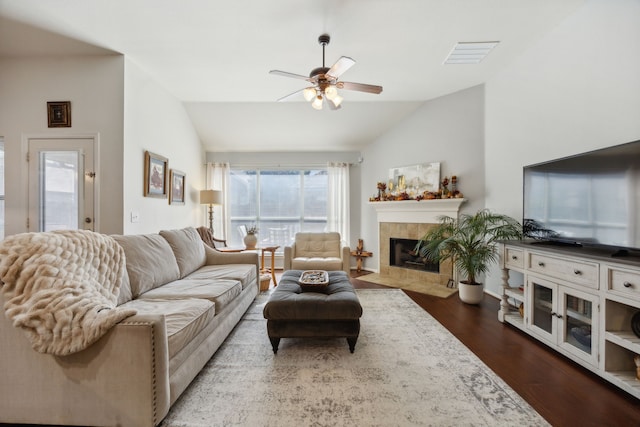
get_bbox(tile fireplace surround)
[369,199,466,286]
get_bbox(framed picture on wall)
[144,151,168,198]
[47,101,71,127]
[169,169,185,205]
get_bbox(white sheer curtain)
[205,162,230,239]
[327,162,350,246]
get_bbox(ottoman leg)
[347,336,358,353]
[269,337,281,354]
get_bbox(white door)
[27,138,96,232]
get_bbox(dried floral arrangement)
[370,175,463,202]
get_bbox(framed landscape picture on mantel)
[388,162,440,194]
[144,151,168,198]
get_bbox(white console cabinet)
[498,241,640,399]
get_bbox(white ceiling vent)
[444,42,499,64]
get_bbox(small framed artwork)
[47,101,72,127]
[169,169,185,205]
[144,151,168,198]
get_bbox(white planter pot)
[244,234,258,249]
[458,281,484,304]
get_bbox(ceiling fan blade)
[269,70,311,81]
[276,88,305,102]
[338,81,383,94]
[326,56,355,79]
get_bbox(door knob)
[85,217,92,224]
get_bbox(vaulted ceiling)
[0,0,584,152]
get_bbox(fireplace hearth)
[389,238,439,273]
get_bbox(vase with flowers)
[243,224,259,249]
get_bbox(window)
[0,139,4,240]
[228,169,328,250]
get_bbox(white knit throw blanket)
[0,230,136,355]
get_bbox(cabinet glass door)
[531,281,554,336]
[560,288,598,365]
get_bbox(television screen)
[523,140,640,252]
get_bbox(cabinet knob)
[573,269,582,275]
[623,281,633,288]
[512,255,518,260]
[538,261,545,267]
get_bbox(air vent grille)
[444,41,499,64]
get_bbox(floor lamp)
[200,189,223,235]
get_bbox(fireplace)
[369,199,466,287]
[389,238,439,273]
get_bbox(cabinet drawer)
[528,252,598,289]
[606,266,640,300]
[505,248,524,269]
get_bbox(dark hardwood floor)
[348,271,640,427]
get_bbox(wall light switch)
[131,211,140,223]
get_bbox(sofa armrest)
[0,308,170,427]
[203,244,260,279]
[341,245,351,274]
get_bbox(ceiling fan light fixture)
[303,87,316,102]
[324,85,338,100]
[312,95,323,110]
[330,94,343,108]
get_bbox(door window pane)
[41,151,79,231]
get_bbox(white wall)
[360,85,486,271]
[484,0,640,294]
[123,59,205,234]
[0,55,125,235]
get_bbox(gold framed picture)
[47,101,71,127]
[169,169,185,205]
[144,151,168,198]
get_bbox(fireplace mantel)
[369,199,466,224]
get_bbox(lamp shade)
[200,189,223,205]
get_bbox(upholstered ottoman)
[263,270,363,353]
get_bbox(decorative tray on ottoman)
[298,270,329,290]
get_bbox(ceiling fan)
[269,34,383,110]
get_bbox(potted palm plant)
[415,209,522,304]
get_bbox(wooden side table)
[350,250,373,273]
[260,246,279,286]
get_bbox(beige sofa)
[0,227,259,427]
[283,232,351,274]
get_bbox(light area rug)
[357,273,458,298]
[160,289,548,427]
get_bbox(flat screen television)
[523,139,640,255]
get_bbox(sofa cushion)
[185,264,257,290]
[113,234,180,297]
[295,232,341,257]
[292,257,343,271]
[119,298,215,358]
[138,278,242,313]
[159,227,206,278]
